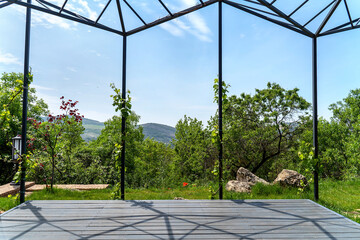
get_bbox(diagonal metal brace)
[256,0,314,37]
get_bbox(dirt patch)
[0,182,35,197]
[1,183,109,197]
[26,184,109,192]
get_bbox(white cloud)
[32,12,73,30]
[89,50,101,57]
[181,0,197,8]
[160,22,184,37]
[82,110,114,122]
[158,1,212,42]
[78,0,98,20]
[32,84,55,91]
[187,13,210,35]
[10,4,76,30]
[98,3,105,9]
[66,67,77,72]
[34,91,60,115]
[174,19,190,31]
[161,16,212,42]
[0,51,21,65]
[10,0,99,29]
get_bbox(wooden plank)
[1,199,360,239]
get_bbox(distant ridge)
[80,118,175,143]
[141,123,175,144]
[82,118,104,142]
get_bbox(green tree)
[314,89,360,179]
[220,82,310,179]
[0,72,48,184]
[90,112,144,186]
[172,116,215,182]
[131,138,175,188]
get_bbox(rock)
[273,169,307,188]
[174,197,187,200]
[225,180,252,193]
[236,167,269,185]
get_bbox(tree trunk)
[51,157,55,190]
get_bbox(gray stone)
[225,180,252,193]
[273,169,308,188]
[236,167,269,185]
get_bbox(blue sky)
[1,0,360,127]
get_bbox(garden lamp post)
[10,135,22,185]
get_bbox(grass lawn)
[1,179,359,224]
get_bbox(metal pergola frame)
[2,0,359,203]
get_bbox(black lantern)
[12,135,22,161]
[10,135,22,185]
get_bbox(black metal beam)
[256,0,314,37]
[218,0,223,200]
[20,0,31,204]
[38,0,94,23]
[237,2,280,18]
[123,0,146,26]
[303,0,336,28]
[319,23,360,37]
[315,0,341,36]
[288,0,308,18]
[224,0,310,37]
[127,0,218,36]
[96,0,112,24]
[343,0,353,28]
[320,16,360,35]
[312,37,319,202]
[242,0,262,6]
[0,1,12,8]
[116,0,126,33]
[59,0,67,13]
[158,0,173,16]
[36,0,51,10]
[5,0,123,35]
[121,35,127,200]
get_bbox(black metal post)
[120,35,127,200]
[312,37,319,201]
[20,0,32,204]
[218,0,223,200]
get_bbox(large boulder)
[273,169,307,188]
[236,167,269,185]
[225,180,252,193]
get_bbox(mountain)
[141,123,175,143]
[80,118,175,143]
[81,118,105,142]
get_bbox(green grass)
[28,188,113,200]
[317,179,360,223]
[1,179,359,224]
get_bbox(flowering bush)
[27,97,83,189]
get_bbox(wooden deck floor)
[1,199,360,239]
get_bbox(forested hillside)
[81,120,175,143]
[1,72,360,192]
